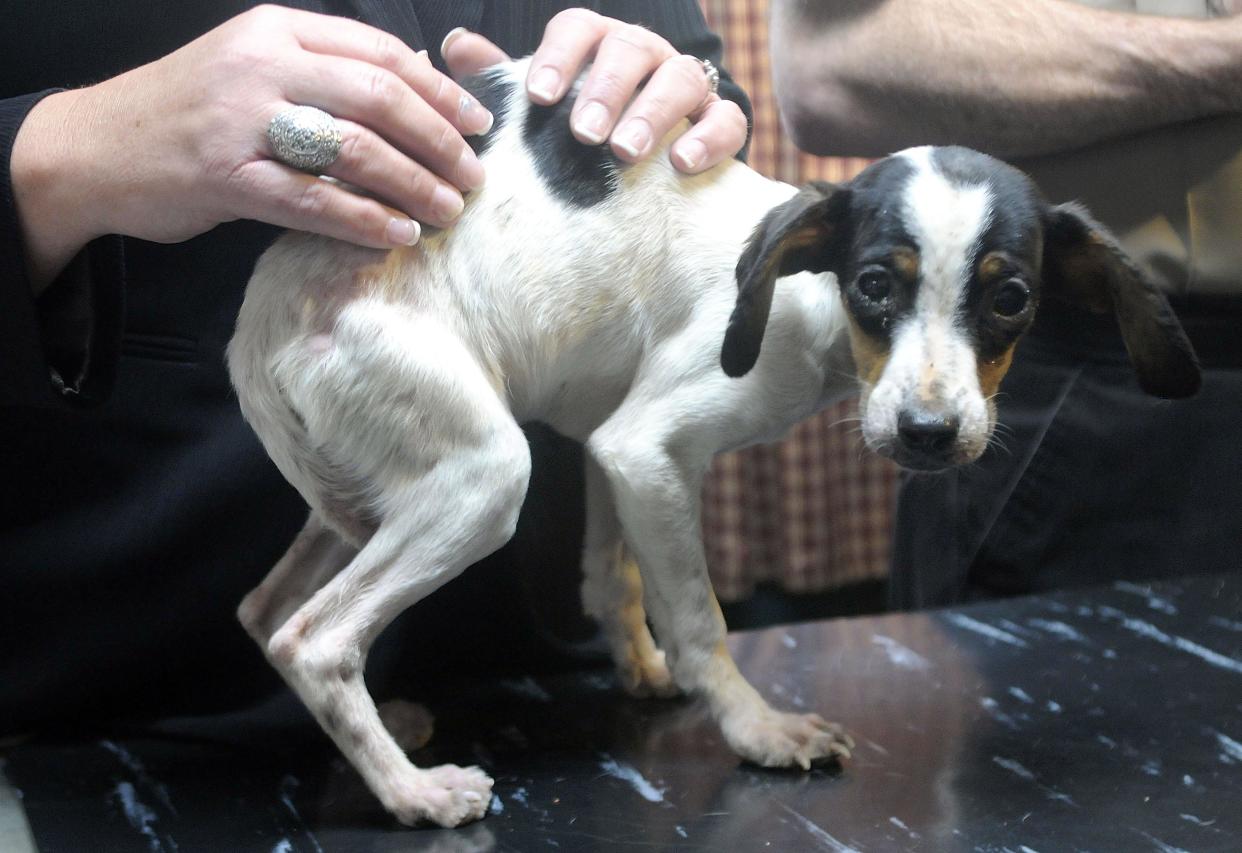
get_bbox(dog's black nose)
[897,409,960,456]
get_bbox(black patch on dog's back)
[462,69,512,157]
[523,92,619,207]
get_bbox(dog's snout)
[897,408,960,456]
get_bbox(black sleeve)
[0,91,126,409]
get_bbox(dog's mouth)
[866,438,973,472]
[887,448,959,472]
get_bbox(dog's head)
[721,146,1200,471]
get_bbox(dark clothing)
[0,1,749,733]
[889,297,1242,610]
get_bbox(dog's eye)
[857,270,892,303]
[993,279,1031,317]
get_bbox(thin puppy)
[227,59,1199,827]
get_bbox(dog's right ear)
[721,181,848,378]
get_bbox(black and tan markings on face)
[724,145,1200,470]
[836,146,1043,402]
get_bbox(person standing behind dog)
[769,0,1242,606]
[0,3,750,734]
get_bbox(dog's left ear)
[1042,202,1201,399]
[721,181,848,378]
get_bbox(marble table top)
[4,571,1240,852]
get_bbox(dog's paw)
[721,708,854,770]
[384,764,494,828]
[617,647,680,699]
[378,699,435,752]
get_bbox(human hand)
[441,8,748,174]
[13,5,493,290]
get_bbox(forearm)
[772,0,1242,158]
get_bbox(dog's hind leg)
[257,306,530,827]
[580,456,676,698]
[237,514,433,751]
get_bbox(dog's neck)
[676,163,860,425]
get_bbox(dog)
[226,58,1200,827]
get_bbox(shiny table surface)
[5,571,1241,852]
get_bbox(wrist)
[1119,14,1242,120]
[11,88,109,294]
[1227,15,1242,113]
[1178,16,1242,115]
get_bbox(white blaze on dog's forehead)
[894,147,993,404]
[898,146,993,323]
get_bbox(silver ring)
[268,105,343,173]
[699,58,720,97]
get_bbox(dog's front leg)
[580,455,677,698]
[588,426,853,770]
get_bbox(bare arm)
[771,0,1242,158]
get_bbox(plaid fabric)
[699,0,898,600]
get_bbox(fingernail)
[460,94,494,135]
[440,26,468,57]
[415,49,428,60]
[457,149,486,191]
[528,66,561,103]
[387,217,421,245]
[673,138,708,172]
[614,119,652,159]
[574,101,610,145]
[434,185,465,222]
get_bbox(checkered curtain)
[699,0,899,600]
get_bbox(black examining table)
[3,572,1240,852]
